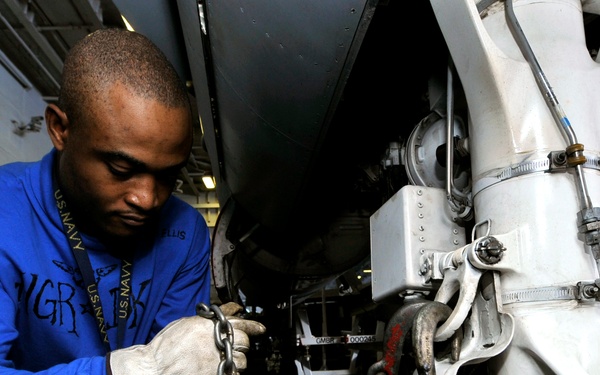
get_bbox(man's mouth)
[118,213,149,227]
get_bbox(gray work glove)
[107,303,266,375]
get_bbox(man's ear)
[45,104,69,151]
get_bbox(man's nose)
[125,174,161,211]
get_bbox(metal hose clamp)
[196,303,236,375]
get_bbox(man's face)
[56,82,192,241]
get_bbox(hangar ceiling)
[0,0,213,198]
[0,0,124,99]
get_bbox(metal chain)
[196,303,237,375]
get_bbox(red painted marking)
[383,323,405,374]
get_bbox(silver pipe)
[505,0,592,210]
[505,0,577,145]
[446,63,455,205]
[446,61,469,208]
[575,164,593,209]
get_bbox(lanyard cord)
[53,185,131,352]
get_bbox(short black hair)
[58,28,190,127]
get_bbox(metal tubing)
[505,0,577,145]
[445,62,457,207]
[505,0,592,210]
[445,60,469,213]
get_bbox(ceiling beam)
[2,0,64,76]
[71,0,104,30]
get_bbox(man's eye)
[107,163,132,177]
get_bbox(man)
[0,28,264,374]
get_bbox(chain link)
[196,303,237,375]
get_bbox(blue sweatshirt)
[0,149,211,374]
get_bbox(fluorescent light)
[121,15,135,31]
[202,176,216,189]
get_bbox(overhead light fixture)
[121,15,135,31]
[202,176,216,189]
